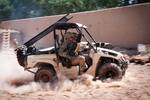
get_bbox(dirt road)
[0,63,150,100]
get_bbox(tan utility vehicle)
[16,15,128,83]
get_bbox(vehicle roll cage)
[52,22,97,53]
[23,14,98,54]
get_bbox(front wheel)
[34,67,57,83]
[98,63,122,81]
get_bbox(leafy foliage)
[0,0,149,20]
[0,0,13,20]
[36,0,96,15]
[9,0,41,19]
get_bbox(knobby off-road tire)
[34,67,58,83]
[122,65,128,76]
[98,63,122,81]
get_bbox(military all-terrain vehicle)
[16,14,128,83]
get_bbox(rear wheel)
[98,63,122,81]
[34,67,57,83]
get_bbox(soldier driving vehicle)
[16,14,128,83]
[58,32,88,75]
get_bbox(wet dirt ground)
[0,63,150,100]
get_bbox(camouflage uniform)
[58,32,87,75]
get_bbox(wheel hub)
[40,74,51,82]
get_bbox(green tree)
[96,0,121,8]
[36,0,122,16]
[10,0,41,19]
[0,0,149,20]
[0,0,13,20]
[36,0,84,15]
[137,0,150,3]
